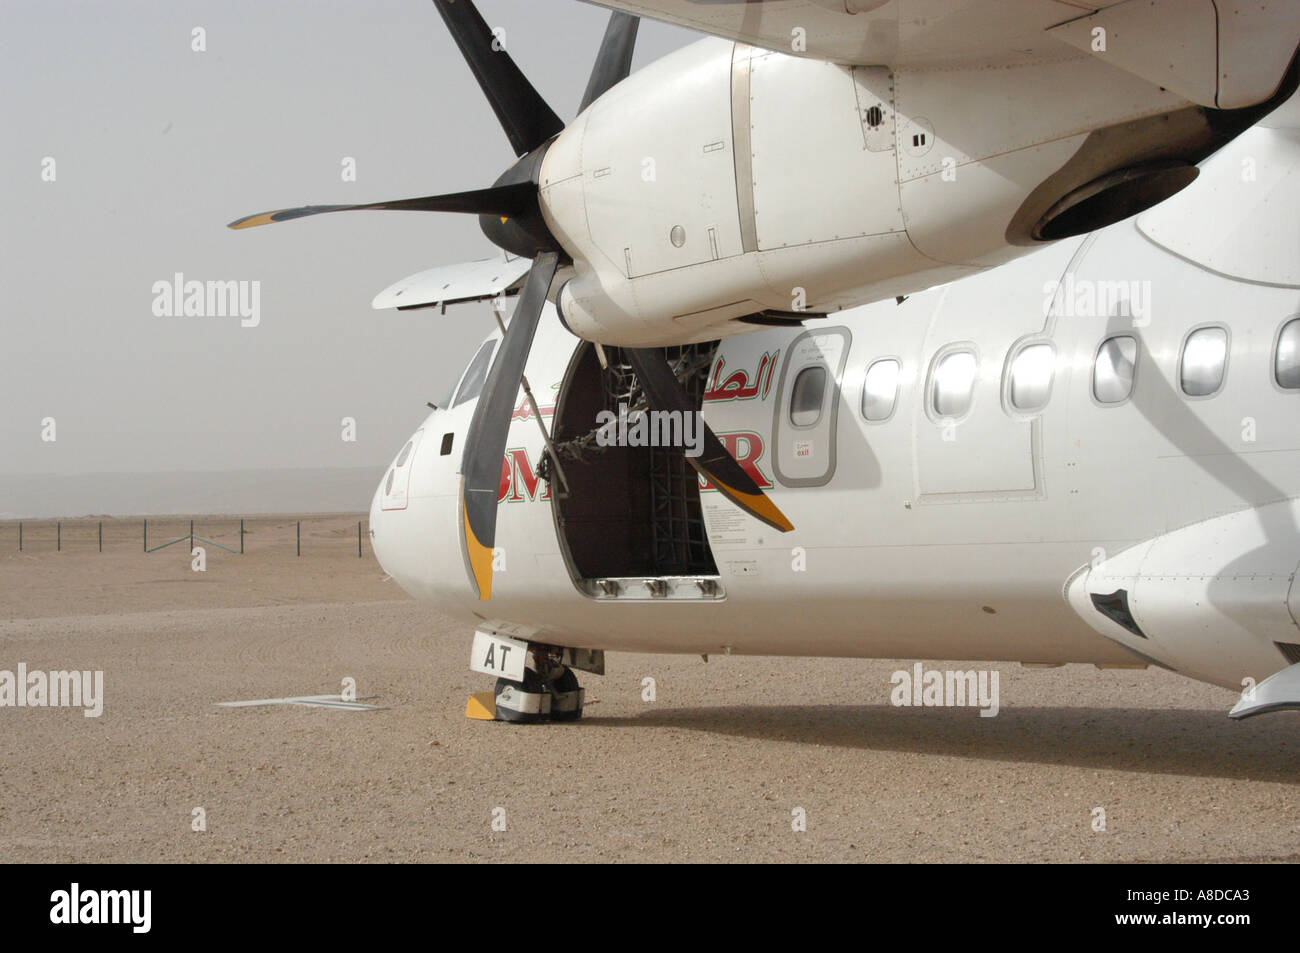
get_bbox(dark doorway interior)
[549,342,719,583]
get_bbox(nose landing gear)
[467,632,601,723]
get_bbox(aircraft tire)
[548,667,584,723]
[494,669,551,724]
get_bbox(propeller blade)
[458,251,561,600]
[579,12,640,113]
[624,348,794,534]
[227,182,536,230]
[432,0,565,158]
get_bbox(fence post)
[99,522,103,553]
[297,520,301,557]
[240,518,245,554]
[143,519,147,553]
[57,522,61,552]
[358,521,362,558]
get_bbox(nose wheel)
[466,638,600,723]
[492,668,552,724]
[491,666,584,723]
[484,664,584,724]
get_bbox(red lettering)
[698,431,773,490]
[505,448,551,502]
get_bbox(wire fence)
[2,515,372,558]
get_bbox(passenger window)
[862,359,901,421]
[1180,327,1228,397]
[789,365,827,427]
[1008,343,1055,412]
[1093,335,1137,404]
[453,340,496,407]
[1276,317,1300,389]
[931,350,977,418]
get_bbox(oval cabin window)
[1008,343,1055,412]
[1180,327,1228,397]
[931,350,977,418]
[862,359,901,421]
[789,365,828,427]
[1094,335,1137,404]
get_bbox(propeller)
[228,182,536,230]
[579,11,641,113]
[432,0,564,158]
[460,251,560,598]
[228,0,793,601]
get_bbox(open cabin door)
[548,342,725,602]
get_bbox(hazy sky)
[0,0,696,477]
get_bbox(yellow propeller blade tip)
[716,479,794,533]
[227,212,277,230]
[463,512,495,600]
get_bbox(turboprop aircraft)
[230,1,1300,722]
[364,105,1300,723]
[364,98,1300,722]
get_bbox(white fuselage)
[371,123,1300,693]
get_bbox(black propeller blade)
[431,0,564,158]
[459,252,560,599]
[227,182,536,230]
[579,12,641,112]
[625,348,794,534]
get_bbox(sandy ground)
[1,516,1297,863]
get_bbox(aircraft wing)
[371,256,532,311]
[581,0,1300,108]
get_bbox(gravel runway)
[2,516,1297,863]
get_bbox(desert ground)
[1,515,1297,863]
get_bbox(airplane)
[364,103,1300,724]
[230,1,1300,723]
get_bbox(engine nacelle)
[539,36,1251,347]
